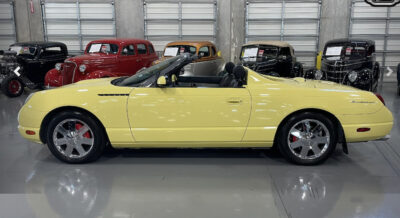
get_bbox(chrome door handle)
[227,99,242,104]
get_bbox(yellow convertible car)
[18,54,393,165]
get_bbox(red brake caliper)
[9,80,20,94]
[75,123,91,138]
[292,136,298,142]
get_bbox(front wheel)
[1,75,24,97]
[46,111,106,164]
[277,112,338,165]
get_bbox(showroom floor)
[0,84,399,218]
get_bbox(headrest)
[233,65,247,80]
[225,62,235,74]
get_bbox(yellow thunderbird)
[18,54,393,165]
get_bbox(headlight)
[314,70,323,80]
[55,63,62,71]
[348,71,358,83]
[79,64,87,73]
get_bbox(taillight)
[375,94,385,105]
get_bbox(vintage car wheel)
[1,75,24,97]
[46,111,106,164]
[277,112,337,165]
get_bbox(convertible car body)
[18,54,393,165]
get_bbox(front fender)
[44,68,62,87]
[85,70,118,80]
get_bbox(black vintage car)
[305,39,380,92]
[239,41,303,77]
[0,42,68,97]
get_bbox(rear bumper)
[343,122,393,143]
[373,134,390,141]
[340,105,393,143]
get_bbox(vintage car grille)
[242,62,275,74]
[61,62,77,85]
[325,71,348,83]
[320,60,365,84]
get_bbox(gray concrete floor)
[0,83,400,218]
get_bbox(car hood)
[38,78,132,97]
[65,53,117,65]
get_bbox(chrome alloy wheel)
[52,119,94,159]
[287,119,330,160]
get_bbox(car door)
[136,43,152,68]
[127,86,251,144]
[119,44,141,76]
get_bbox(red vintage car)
[44,38,158,87]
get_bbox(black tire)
[1,75,24,97]
[371,80,378,93]
[46,111,106,164]
[294,62,303,77]
[277,112,338,165]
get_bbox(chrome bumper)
[374,135,390,141]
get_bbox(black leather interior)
[229,66,247,87]
[179,76,222,84]
[217,62,235,77]
[173,63,247,88]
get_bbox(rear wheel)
[277,112,337,165]
[46,111,106,164]
[1,75,24,97]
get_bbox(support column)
[319,0,352,51]
[115,0,144,38]
[14,0,44,42]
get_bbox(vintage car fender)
[84,70,118,80]
[44,68,63,87]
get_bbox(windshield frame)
[163,45,197,57]
[9,45,37,56]
[116,56,182,87]
[85,43,119,55]
[240,45,279,61]
[323,42,371,61]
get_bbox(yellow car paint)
[18,70,393,148]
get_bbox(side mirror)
[157,76,167,87]
[217,51,222,57]
[279,55,287,60]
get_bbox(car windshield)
[241,45,278,60]
[86,43,119,54]
[164,45,197,57]
[118,56,181,86]
[9,46,37,56]
[325,44,368,61]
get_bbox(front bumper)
[18,125,41,144]
[18,100,48,144]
